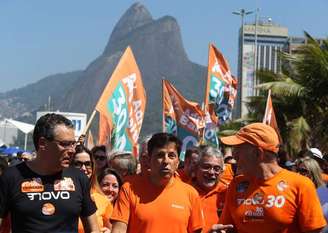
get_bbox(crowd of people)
[0,113,327,233]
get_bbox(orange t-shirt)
[322,173,328,183]
[219,169,326,233]
[219,163,234,187]
[195,183,226,233]
[111,176,204,233]
[78,190,113,233]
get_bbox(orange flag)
[95,46,146,152]
[162,79,205,136]
[204,43,237,125]
[162,80,220,153]
[98,112,111,145]
[263,89,283,143]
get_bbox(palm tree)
[248,32,328,155]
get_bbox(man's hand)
[111,221,127,233]
[209,224,234,233]
[78,134,86,146]
[100,227,111,233]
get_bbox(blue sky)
[0,0,327,92]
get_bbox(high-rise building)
[288,36,325,54]
[234,19,288,118]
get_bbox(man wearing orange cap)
[211,122,326,233]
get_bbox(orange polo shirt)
[194,183,227,233]
[78,190,113,233]
[111,175,204,233]
[219,163,234,187]
[220,169,326,233]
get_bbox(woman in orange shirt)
[72,145,113,233]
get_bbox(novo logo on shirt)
[171,203,185,210]
[27,191,70,201]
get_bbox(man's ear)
[38,137,48,151]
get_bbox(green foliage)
[245,32,328,155]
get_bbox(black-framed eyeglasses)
[52,139,77,149]
[94,156,107,161]
[200,164,223,173]
[73,161,92,169]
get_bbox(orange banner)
[163,79,205,135]
[96,46,146,152]
[263,89,283,143]
[98,112,110,146]
[204,43,237,125]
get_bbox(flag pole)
[201,43,212,142]
[263,89,271,123]
[83,109,97,135]
[162,79,166,132]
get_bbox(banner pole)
[83,110,97,135]
[162,79,166,132]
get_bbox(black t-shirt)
[0,162,97,233]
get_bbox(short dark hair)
[185,146,201,161]
[147,133,182,156]
[91,145,107,156]
[33,113,74,150]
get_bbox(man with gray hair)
[191,146,227,233]
[108,150,137,178]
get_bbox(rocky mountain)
[0,2,207,136]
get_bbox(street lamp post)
[233,9,253,117]
[254,8,260,95]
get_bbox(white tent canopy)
[5,119,34,150]
[5,119,34,134]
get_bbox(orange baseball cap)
[220,123,280,153]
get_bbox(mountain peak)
[104,2,153,52]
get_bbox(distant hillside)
[0,2,207,136]
[0,71,82,119]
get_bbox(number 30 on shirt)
[265,195,285,208]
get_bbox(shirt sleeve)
[80,173,97,217]
[297,178,327,232]
[187,190,204,233]
[103,202,113,221]
[219,180,234,225]
[110,183,131,224]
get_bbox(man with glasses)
[211,123,326,233]
[191,146,226,233]
[0,113,100,233]
[111,132,204,233]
